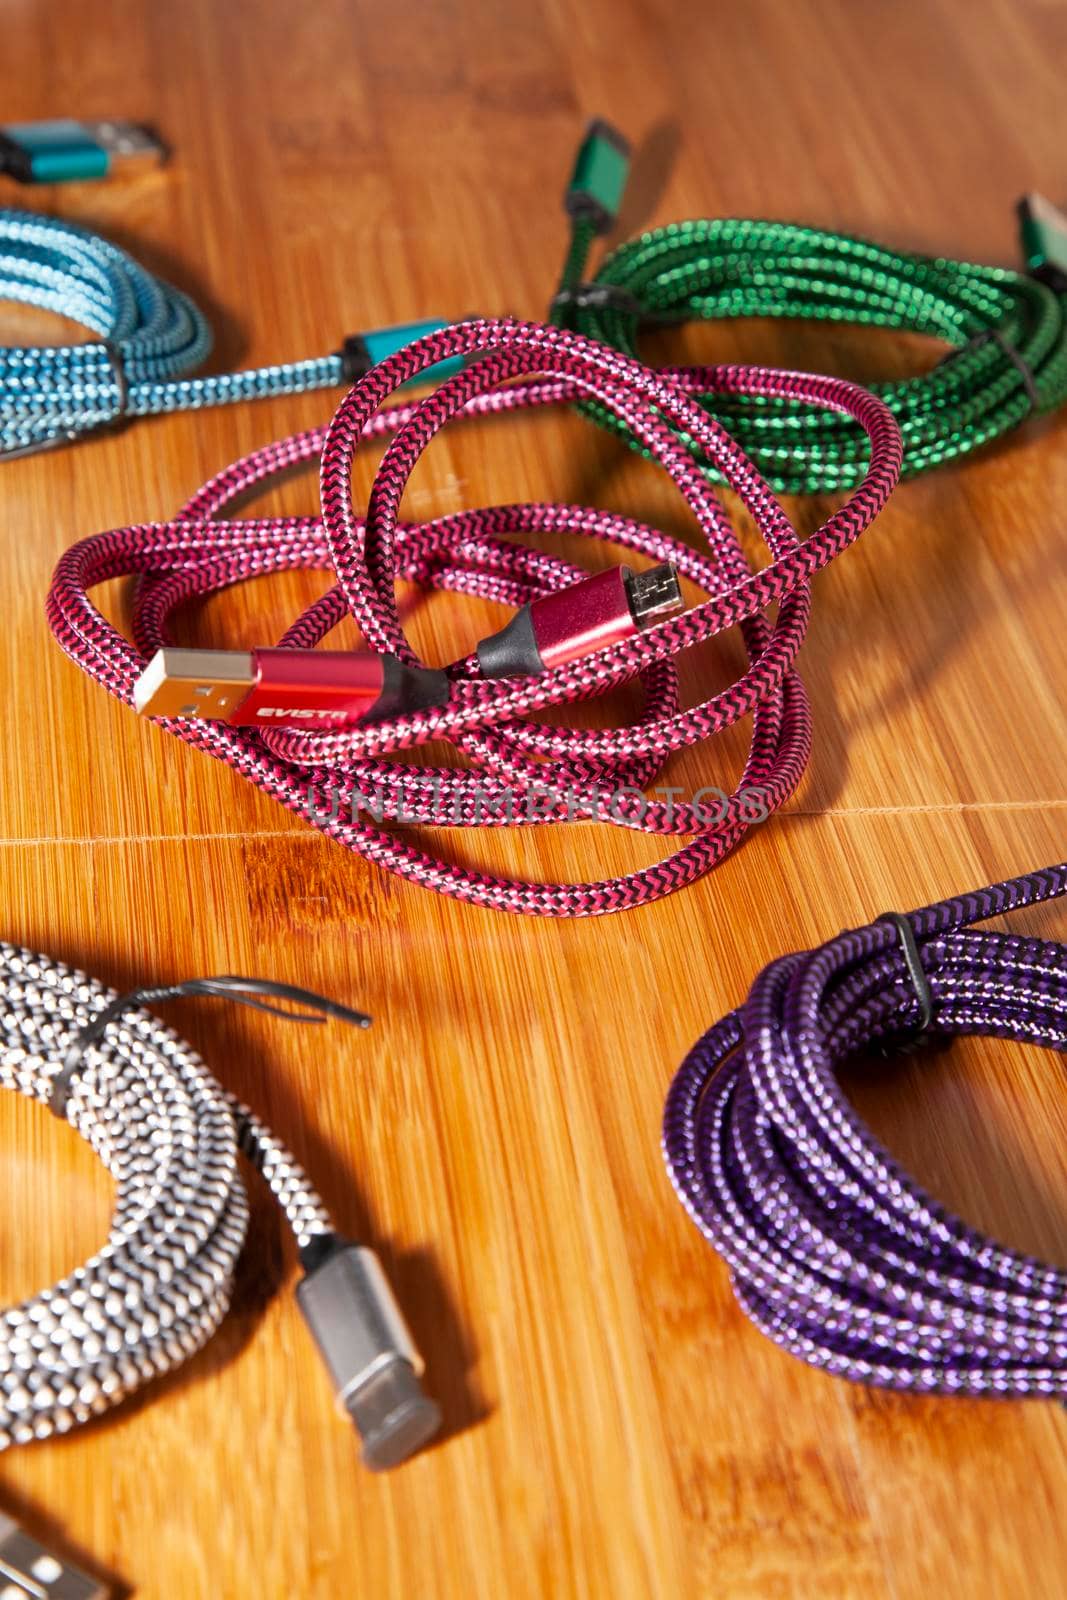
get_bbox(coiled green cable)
[553,127,1067,493]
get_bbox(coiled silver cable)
[0,943,335,1449]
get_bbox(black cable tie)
[551,282,646,318]
[98,337,130,418]
[877,913,934,1038]
[942,326,1040,413]
[49,974,372,1117]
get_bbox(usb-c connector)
[565,119,631,234]
[297,1237,441,1471]
[338,319,465,386]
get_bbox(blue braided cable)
[0,209,356,456]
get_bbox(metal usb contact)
[133,647,257,720]
[624,562,683,625]
[81,120,167,172]
[0,1512,107,1599]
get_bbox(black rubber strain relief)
[372,655,452,719]
[476,606,543,679]
[298,1231,343,1275]
[339,335,371,382]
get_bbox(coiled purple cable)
[663,864,1067,1398]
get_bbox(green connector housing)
[1017,192,1067,292]
[566,119,631,233]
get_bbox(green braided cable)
[557,215,599,301]
[551,214,1067,494]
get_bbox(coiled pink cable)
[48,318,902,917]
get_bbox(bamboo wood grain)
[0,0,1065,1594]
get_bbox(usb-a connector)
[133,646,450,727]
[133,647,258,721]
[0,119,165,184]
[0,1512,107,1599]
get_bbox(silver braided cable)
[0,943,333,1448]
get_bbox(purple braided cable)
[663,863,1067,1397]
[47,318,901,917]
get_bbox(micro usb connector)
[0,1513,107,1599]
[0,119,166,184]
[477,561,683,678]
[625,563,686,625]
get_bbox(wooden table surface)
[1,0,1065,1594]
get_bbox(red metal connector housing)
[231,648,386,726]
[529,566,636,671]
[133,647,449,727]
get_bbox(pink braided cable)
[47,318,902,917]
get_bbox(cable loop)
[663,863,1067,1398]
[48,317,902,917]
[0,944,364,1448]
[555,214,1067,492]
[0,208,344,455]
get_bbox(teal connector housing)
[0,120,107,181]
[565,119,631,234]
[0,119,166,184]
[1018,193,1067,293]
[339,319,465,387]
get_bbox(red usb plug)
[476,562,682,679]
[133,647,449,726]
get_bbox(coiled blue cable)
[0,209,447,458]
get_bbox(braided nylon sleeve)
[557,216,1067,493]
[663,863,1067,1398]
[0,945,333,1448]
[0,209,345,455]
[48,317,902,917]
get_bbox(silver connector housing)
[296,1241,441,1471]
[0,1512,108,1598]
[82,120,167,171]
